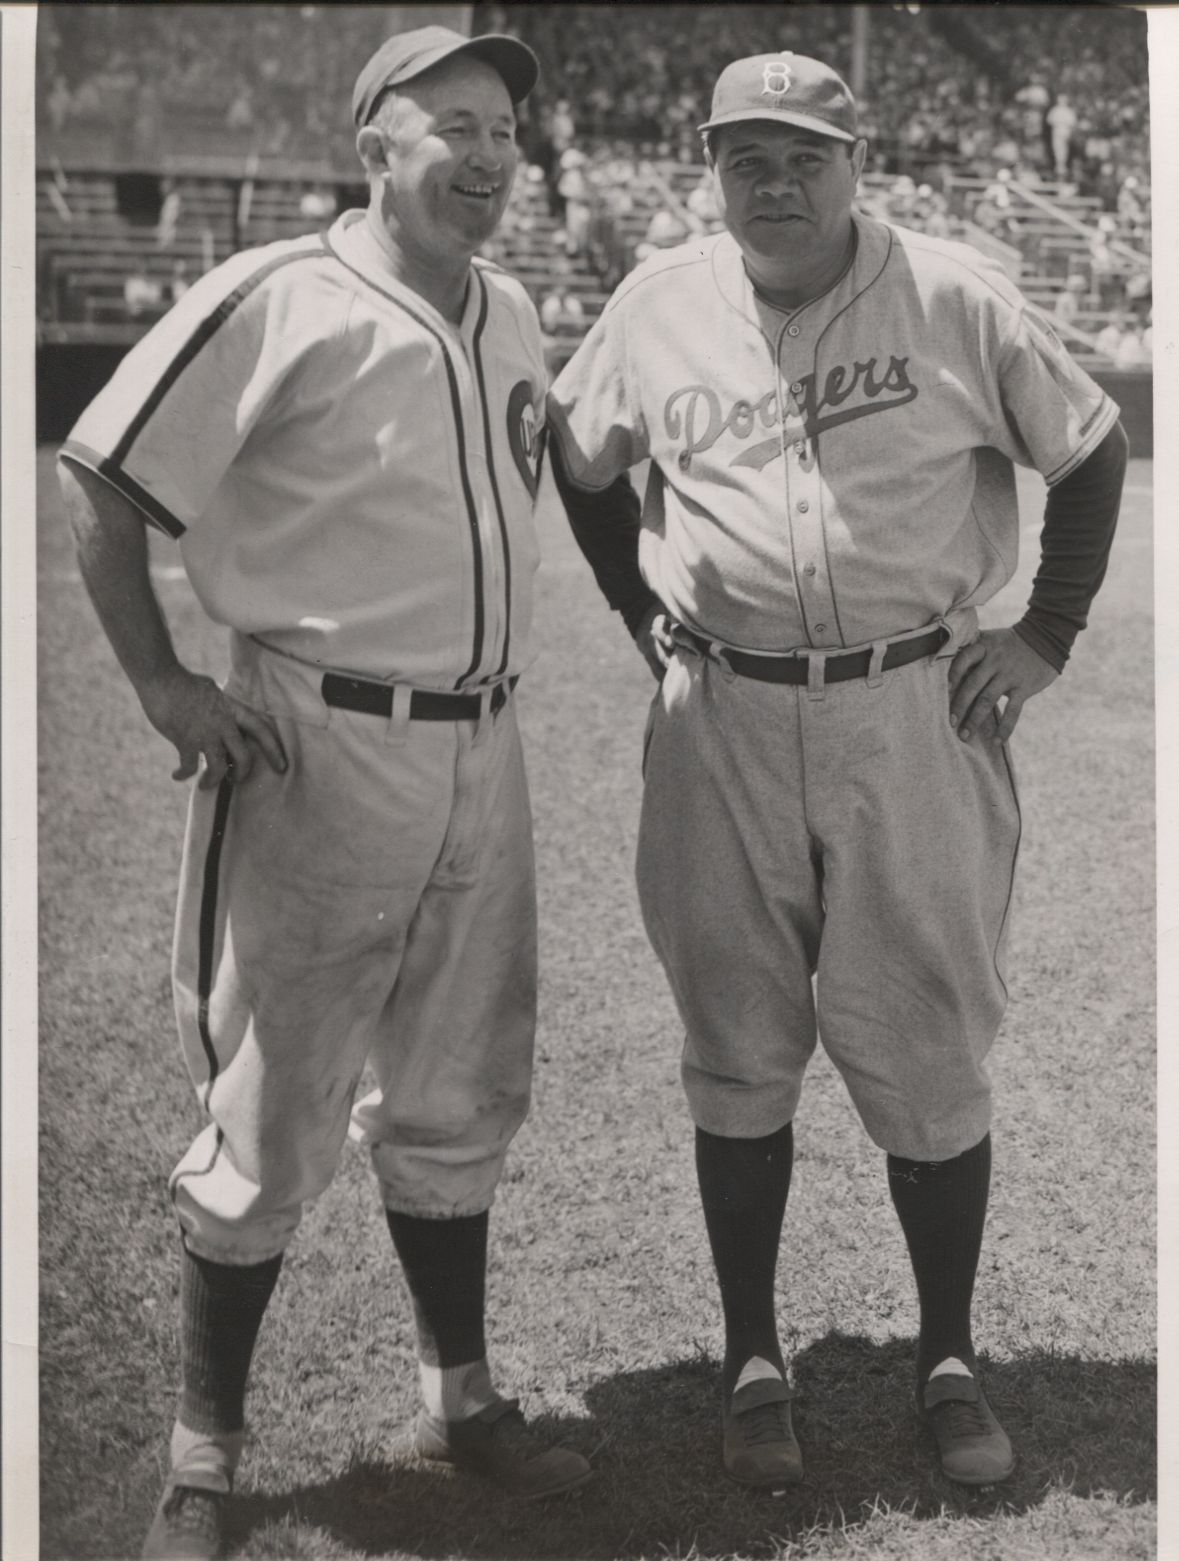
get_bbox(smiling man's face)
[373,54,518,266]
[711,121,864,285]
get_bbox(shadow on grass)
[231,1334,1155,1559]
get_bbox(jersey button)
[814,622,827,633]
[791,381,803,395]
[804,563,816,576]
[797,500,809,513]
[787,324,800,337]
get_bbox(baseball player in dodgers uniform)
[59,27,591,1560]
[548,53,1126,1489]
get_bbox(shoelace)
[162,1487,222,1540]
[738,1399,793,1447]
[934,1398,990,1441]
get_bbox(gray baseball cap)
[699,53,858,143]
[352,25,540,128]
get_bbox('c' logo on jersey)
[507,380,540,499]
[762,61,793,98]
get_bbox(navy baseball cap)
[352,25,540,128]
[699,53,858,143]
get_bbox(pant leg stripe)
[197,776,235,1107]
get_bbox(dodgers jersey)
[547,213,1119,653]
[61,210,547,687]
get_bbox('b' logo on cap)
[762,61,793,97]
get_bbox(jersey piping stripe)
[169,1128,225,1202]
[196,775,235,1111]
[471,270,513,679]
[991,741,1022,1004]
[59,438,186,539]
[110,240,327,470]
[805,226,895,647]
[322,236,486,689]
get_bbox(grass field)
[35,446,1155,1561]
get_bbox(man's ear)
[356,124,389,178]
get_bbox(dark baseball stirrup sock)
[695,1122,794,1399]
[178,1245,283,1434]
[886,1132,992,1386]
[386,1209,489,1368]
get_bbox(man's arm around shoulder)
[545,430,669,680]
[59,460,287,788]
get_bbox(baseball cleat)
[722,1376,804,1488]
[409,1394,592,1499]
[919,1371,1015,1486]
[141,1469,230,1560]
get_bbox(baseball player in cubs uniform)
[59,27,590,1559]
[547,53,1126,1490]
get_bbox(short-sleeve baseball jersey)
[61,209,548,687]
[547,214,1119,653]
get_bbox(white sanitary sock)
[170,1420,244,1486]
[734,1355,784,1393]
[928,1356,972,1380]
[419,1357,497,1423]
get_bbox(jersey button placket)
[781,353,832,648]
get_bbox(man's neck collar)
[743,221,858,315]
[364,205,472,325]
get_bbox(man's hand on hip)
[633,602,674,682]
[139,666,288,788]
[947,627,1058,744]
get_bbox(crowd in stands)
[37,3,1150,362]
[491,4,1148,198]
[36,5,391,165]
[37,4,1149,204]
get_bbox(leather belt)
[321,673,517,721]
[676,626,948,684]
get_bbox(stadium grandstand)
[35,2,1152,444]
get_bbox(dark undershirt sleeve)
[547,432,660,637]
[1012,419,1128,673]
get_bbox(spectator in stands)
[1117,174,1145,232]
[1015,74,1050,149]
[299,187,338,221]
[539,285,585,335]
[1124,265,1151,323]
[1053,273,1087,329]
[1088,218,1122,311]
[912,183,950,239]
[123,271,163,319]
[685,168,721,233]
[1046,93,1078,180]
[226,85,255,132]
[972,184,1014,243]
[1114,322,1147,370]
[634,205,688,265]
[157,179,182,249]
[557,148,594,258]
[1094,316,1125,362]
[170,260,191,303]
[47,74,73,132]
[133,82,163,162]
[550,97,575,158]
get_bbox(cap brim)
[698,108,856,143]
